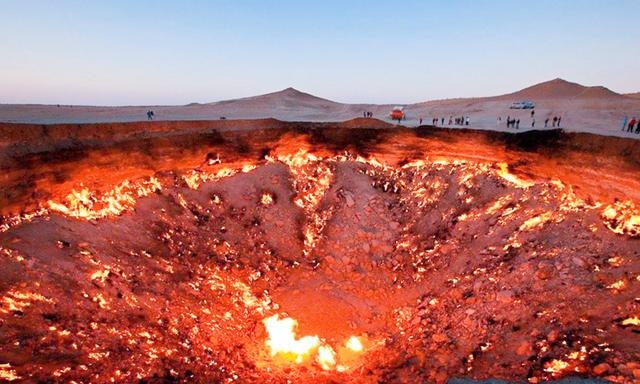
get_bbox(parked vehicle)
[509,101,536,109]
[389,106,405,122]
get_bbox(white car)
[509,101,535,109]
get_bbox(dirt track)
[0,119,639,383]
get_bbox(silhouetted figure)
[516,119,520,129]
[531,110,535,118]
[557,116,561,127]
[465,116,470,126]
[419,117,423,125]
[622,116,628,131]
[544,118,549,128]
[628,118,637,132]
[147,110,154,120]
[532,119,535,128]
[552,116,558,127]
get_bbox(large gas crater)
[0,119,639,383]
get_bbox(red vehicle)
[389,106,405,122]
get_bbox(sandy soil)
[1,79,639,139]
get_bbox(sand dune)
[1,78,639,138]
[495,78,626,100]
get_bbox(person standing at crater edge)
[622,115,628,131]
[628,117,637,133]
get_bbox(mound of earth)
[498,78,624,100]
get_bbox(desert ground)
[1,78,640,140]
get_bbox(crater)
[0,120,638,383]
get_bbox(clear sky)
[1,0,639,105]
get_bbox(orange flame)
[263,314,320,364]
[262,314,366,371]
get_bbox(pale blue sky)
[1,0,639,105]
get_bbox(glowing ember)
[345,336,363,352]
[0,290,54,314]
[0,364,20,382]
[260,192,274,206]
[316,345,337,370]
[544,359,570,375]
[601,201,640,237]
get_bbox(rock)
[344,193,355,207]
[571,256,586,268]
[593,363,611,375]
[56,240,70,249]
[496,290,514,303]
[535,262,556,280]
[431,333,449,343]
[516,340,532,356]
[434,370,448,383]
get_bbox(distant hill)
[496,78,625,100]
[209,87,341,109]
[625,92,640,99]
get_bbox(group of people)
[544,116,562,128]
[420,117,445,125]
[504,116,521,129]
[363,111,373,118]
[503,113,562,129]
[146,110,155,120]
[451,116,470,126]
[622,116,640,134]
[418,116,470,126]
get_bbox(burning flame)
[262,314,366,371]
[0,364,20,382]
[263,314,320,364]
[345,336,363,352]
[496,162,534,188]
[544,359,570,375]
[47,177,161,220]
[601,201,640,237]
